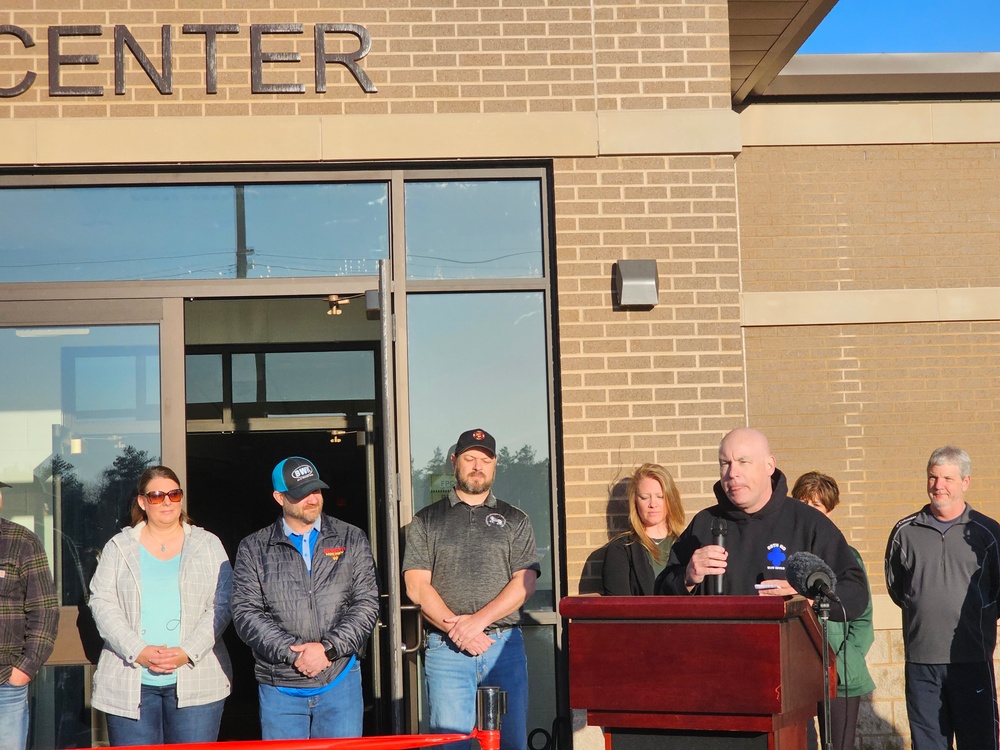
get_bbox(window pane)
[232,353,259,404]
[0,182,390,282]
[405,181,544,279]
[264,351,376,401]
[186,354,223,404]
[407,292,553,609]
[0,187,235,282]
[243,183,389,277]
[0,325,161,611]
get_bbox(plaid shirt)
[0,518,59,682]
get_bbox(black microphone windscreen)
[785,551,837,597]
[711,517,728,539]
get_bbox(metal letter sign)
[0,22,377,98]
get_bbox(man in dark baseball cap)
[453,428,496,458]
[402,429,540,750]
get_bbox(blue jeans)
[0,682,29,750]
[105,683,224,746]
[424,627,528,750]
[258,659,363,739]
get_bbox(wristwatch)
[323,642,337,661]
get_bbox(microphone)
[785,551,840,603]
[710,517,728,595]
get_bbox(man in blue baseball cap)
[231,457,378,740]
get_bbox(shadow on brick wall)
[577,478,631,594]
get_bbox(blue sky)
[801,0,1000,53]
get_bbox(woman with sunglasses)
[89,466,233,745]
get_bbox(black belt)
[484,625,518,637]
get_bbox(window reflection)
[405,181,544,279]
[0,325,161,749]
[407,292,553,609]
[0,187,234,282]
[0,182,390,282]
[227,350,376,405]
[243,183,389,277]
[0,326,161,604]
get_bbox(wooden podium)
[559,596,833,750]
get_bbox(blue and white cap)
[272,457,329,500]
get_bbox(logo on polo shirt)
[485,513,506,528]
[766,543,787,570]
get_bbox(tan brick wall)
[0,0,730,118]
[553,154,743,594]
[737,144,1000,292]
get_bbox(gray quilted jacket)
[231,514,379,687]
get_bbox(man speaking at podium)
[656,428,868,621]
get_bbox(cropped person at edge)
[0,479,59,750]
[792,471,875,750]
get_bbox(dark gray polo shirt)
[402,490,540,630]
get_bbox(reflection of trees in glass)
[411,443,552,608]
[46,456,90,607]
[47,446,155,607]
[93,445,156,540]
[412,443,548,515]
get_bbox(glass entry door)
[182,294,394,737]
[0,298,178,749]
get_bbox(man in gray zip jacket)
[885,446,1000,750]
[232,456,379,740]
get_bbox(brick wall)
[0,0,731,118]
[737,144,1000,292]
[554,154,743,594]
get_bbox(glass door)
[0,298,181,749]
[182,289,398,736]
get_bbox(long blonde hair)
[626,463,685,563]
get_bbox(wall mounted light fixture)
[327,294,347,315]
[612,259,659,308]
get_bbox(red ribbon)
[110,729,495,750]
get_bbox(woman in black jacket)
[602,463,685,595]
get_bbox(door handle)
[399,603,424,653]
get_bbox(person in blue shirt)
[231,456,379,740]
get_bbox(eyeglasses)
[142,489,184,504]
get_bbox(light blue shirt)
[282,517,321,573]
[140,547,181,686]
